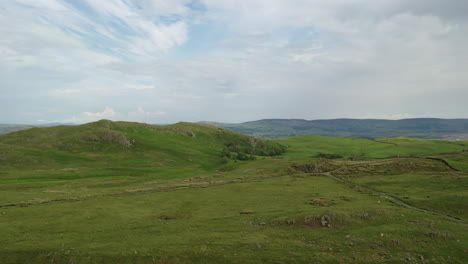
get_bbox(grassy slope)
[0,124,467,263]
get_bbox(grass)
[338,170,468,220]
[278,136,467,159]
[0,121,467,263]
[1,175,466,263]
[444,152,468,171]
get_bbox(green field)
[0,121,467,263]
[278,136,468,159]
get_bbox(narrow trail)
[316,168,466,223]
[437,151,468,158]
[371,139,399,146]
[0,173,303,209]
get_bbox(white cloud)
[81,107,166,123]
[105,4,468,122]
[223,93,239,99]
[127,20,188,57]
[133,0,191,16]
[127,107,166,122]
[14,0,68,11]
[50,89,81,96]
[84,107,118,119]
[126,84,155,90]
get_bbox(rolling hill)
[0,119,285,171]
[200,118,468,139]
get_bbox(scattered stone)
[425,232,439,238]
[320,215,332,227]
[186,131,196,138]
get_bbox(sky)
[1,0,467,124]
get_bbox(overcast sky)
[1,0,467,124]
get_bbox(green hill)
[201,118,468,139]
[0,120,285,170]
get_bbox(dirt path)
[436,151,468,158]
[316,166,466,223]
[0,173,300,209]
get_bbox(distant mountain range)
[199,118,468,140]
[0,123,75,135]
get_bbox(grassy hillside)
[277,136,468,159]
[202,118,468,139]
[0,120,285,204]
[0,122,467,263]
[0,120,285,170]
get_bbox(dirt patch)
[291,159,338,173]
[61,168,79,172]
[43,190,68,194]
[306,198,336,207]
[339,195,353,201]
[81,152,99,158]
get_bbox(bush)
[314,153,343,159]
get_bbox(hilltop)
[200,118,468,139]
